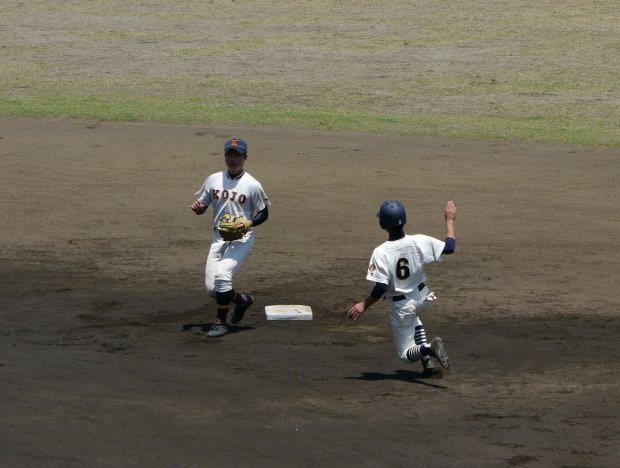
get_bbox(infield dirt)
[1,117,619,467]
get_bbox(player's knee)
[398,349,412,363]
[397,347,412,363]
[205,278,217,298]
[214,273,233,293]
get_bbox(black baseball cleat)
[230,294,253,325]
[422,356,439,377]
[430,337,450,370]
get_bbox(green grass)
[1,0,618,146]
[1,94,615,146]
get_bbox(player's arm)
[347,282,387,321]
[248,205,269,227]
[443,200,457,254]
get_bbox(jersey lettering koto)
[195,171,270,233]
[366,234,445,297]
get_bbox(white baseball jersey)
[366,234,445,298]
[195,170,270,234]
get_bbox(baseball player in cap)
[191,138,270,337]
[347,199,457,376]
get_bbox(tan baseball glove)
[218,213,252,241]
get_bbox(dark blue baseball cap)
[224,138,248,155]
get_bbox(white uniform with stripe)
[366,234,445,362]
[195,170,270,295]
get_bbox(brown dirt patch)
[1,117,618,466]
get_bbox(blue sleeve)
[251,205,269,227]
[371,282,388,299]
[442,237,456,255]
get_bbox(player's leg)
[204,240,229,337]
[225,238,255,324]
[404,339,449,370]
[205,240,226,299]
[209,237,255,336]
[390,301,448,371]
[390,302,423,364]
[412,295,441,373]
[413,316,435,375]
[230,291,253,325]
[414,295,449,370]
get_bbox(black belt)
[392,283,426,301]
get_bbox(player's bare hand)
[444,200,456,222]
[191,199,207,215]
[347,302,366,321]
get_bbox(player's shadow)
[347,370,447,388]
[181,323,255,334]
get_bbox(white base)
[265,305,313,320]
